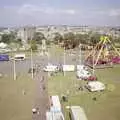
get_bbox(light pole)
[13,58,16,80]
[93,48,95,75]
[79,44,82,65]
[31,48,34,79]
[63,46,66,76]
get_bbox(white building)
[17,27,36,44]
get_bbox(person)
[40,76,44,82]
[43,85,46,90]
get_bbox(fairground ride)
[85,36,120,69]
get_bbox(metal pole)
[31,49,34,79]
[63,46,66,76]
[79,44,81,65]
[48,51,50,77]
[13,58,16,80]
[93,48,95,75]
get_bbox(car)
[77,70,97,81]
[77,70,91,80]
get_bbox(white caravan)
[50,95,61,112]
[14,54,26,61]
[76,65,88,71]
[86,81,105,92]
[43,65,59,72]
[62,65,75,72]
[70,106,88,120]
[46,111,64,120]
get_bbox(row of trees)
[1,31,120,50]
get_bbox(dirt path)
[32,71,49,120]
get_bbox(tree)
[63,32,75,49]
[89,33,101,45]
[33,32,45,44]
[1,33,16,44]
[30,40,37,50]
[53,32,63,44]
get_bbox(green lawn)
[48,66,120,120]
[0,74,35,120]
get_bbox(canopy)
[0,42,7,48]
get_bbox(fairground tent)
[0,42,7,48]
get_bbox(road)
[0,51,84,75]
[32,70,49,120]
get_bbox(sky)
[0,0,120,26]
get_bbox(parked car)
[77,70,97,81]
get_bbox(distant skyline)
[0,0,120,27]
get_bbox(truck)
[0,54,9,61]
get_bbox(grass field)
[48,66,120,120]
[0,74,35,120]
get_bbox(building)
[17,27,36,44]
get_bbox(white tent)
[0,42,7,48]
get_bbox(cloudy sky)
[0,0,120,26]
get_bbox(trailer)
[14,54,25,61]
[46,111,64,120]
[70,106,88,120]
[0,54,9,61]
[86,81,105,92]
[62,65,75,72]
[76,65,88,71]
[50,95,61,112]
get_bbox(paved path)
[32,70,49,120]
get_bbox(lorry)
[0,54,9,61]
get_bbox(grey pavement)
[32,71,49,120]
